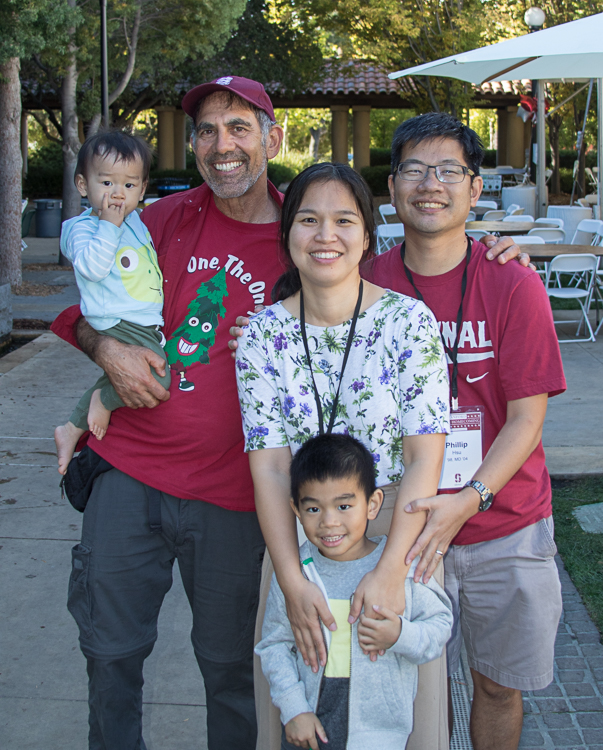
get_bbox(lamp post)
[100,0,109,128]
[525,7,546,216]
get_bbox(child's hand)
[358,604,402,652]
[98,192,125,227]
[285,712,328,749]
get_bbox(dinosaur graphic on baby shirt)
[164,268,228,391]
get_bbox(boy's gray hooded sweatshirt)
[256,536,453,750]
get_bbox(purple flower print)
[366,330,381,347]
[301,403,312,416]
[236,360,249,371]
[283,395,296,417]
[248,426,269,440]
[351,381,365,393]
[263,363,276,376]
[399,349,412,363]
[299,384,309,395]
[371,453,381,464]
[378,367,392,385]
[274,333,288,351]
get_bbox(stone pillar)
[330,106,349,164]
[496,108,507,167]
[21,112,28,176]
[352,105,371,173]
[156,106,175,170]
[173,110,187,170]
[505,106,525,168]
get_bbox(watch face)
[479,493,494,511]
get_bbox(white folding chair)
[466,210,476,222]
[571,219,603,245]
[506,204,524,216]
[545,254,598,342]
[466,230,488,242]
[482,210,507,222]
[585,167,598,191]
[528,228,566,244]
[503,214,535,223]
[511,235,545,244]
[376,223,405,254]
[378,204,398,222]
[476,200,498,210]
[536,217,564,230]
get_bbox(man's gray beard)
[201,159,267,200]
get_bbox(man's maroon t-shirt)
[61,183,284,511]
[363,240,566,545]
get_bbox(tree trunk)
[547,113,562,195]
[60,1,81,264]
[0,57,23,287]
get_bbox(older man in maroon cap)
[58,76,284,750]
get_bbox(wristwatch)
[464,480,494,512]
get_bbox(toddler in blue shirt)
[54,131,168,474]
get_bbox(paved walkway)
[2,244,603,748]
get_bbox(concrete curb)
[0,332,59,376]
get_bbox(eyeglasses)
[397,162,475,184]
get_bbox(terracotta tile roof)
[479,79,532,95]
[308,61,418,96]
[271,60,528,98]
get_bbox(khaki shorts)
[445,516,562,691]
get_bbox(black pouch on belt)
[60,444,113,512]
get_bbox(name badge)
[438,406,484,490]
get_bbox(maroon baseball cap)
[182,76,275,122]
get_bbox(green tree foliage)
[271,0,487,115]
[0,0,72,64]
[22,0,248,131]
[201,0,324,94]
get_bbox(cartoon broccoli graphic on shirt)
[164,268,228,391]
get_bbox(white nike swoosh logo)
[466,372,489,383]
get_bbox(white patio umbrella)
[389,12,603,219]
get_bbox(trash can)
[35,199,62,237]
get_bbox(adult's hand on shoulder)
[282,577,336,674]
[404,488,480,583]
[483,234,535,269]
[228,305,266,359]
[98,337,170,409]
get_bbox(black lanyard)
[300,280,364,435]
[399,238,472,411]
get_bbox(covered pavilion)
[21,61,532,175]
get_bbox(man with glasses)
[366,113,566,750]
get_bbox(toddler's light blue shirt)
[61,208,164,330]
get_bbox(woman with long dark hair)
[236,163,451,748]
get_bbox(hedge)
[361,165,391,195]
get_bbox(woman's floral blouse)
[236,290,450,486]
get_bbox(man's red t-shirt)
[364,241,566,545]
[54,183,284,511]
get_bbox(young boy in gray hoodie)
[256,434,453,750]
